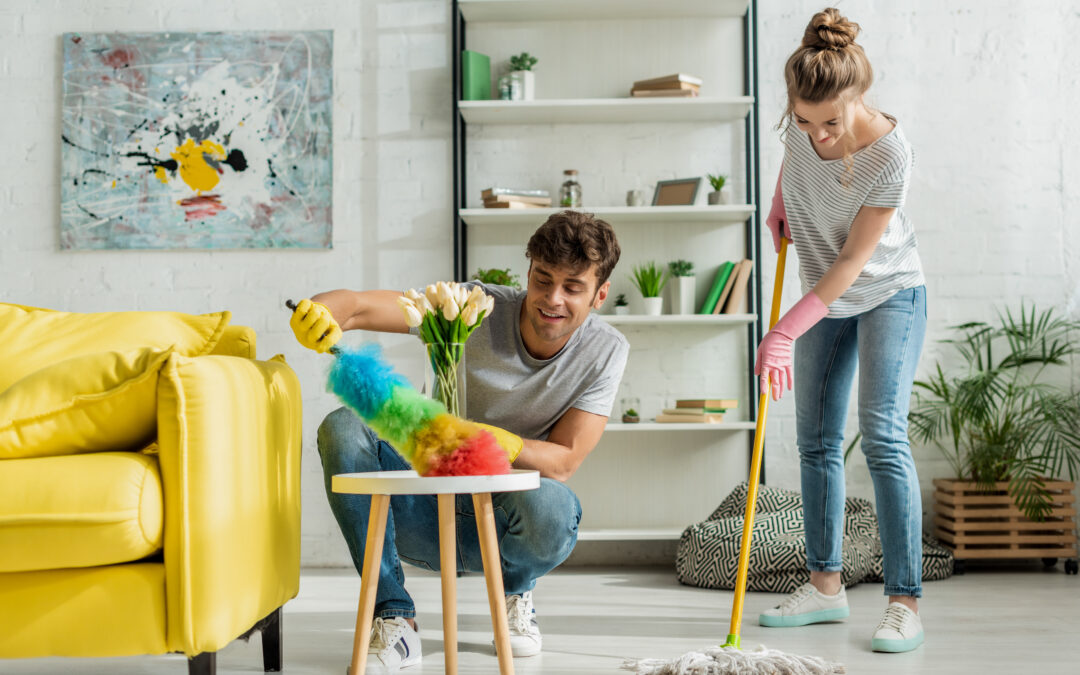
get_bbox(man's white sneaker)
[504,591,542,657]
[365,617,422,672]
[759,582,850,627]
[871,602,924,653]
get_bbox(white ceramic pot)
[614,305,630,315]
[512,70,535,100]
[720,186,734,204]
[671,275,696,314]
[642,296,663,316]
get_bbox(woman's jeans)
[318,407,582,620]
[794,286,927,598]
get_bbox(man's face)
[521,261,609,356]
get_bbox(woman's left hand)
[755,329,795,401]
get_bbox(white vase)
[671,275,696,315]
[720,186,734,204]
[512,70,535,100]
[614,305,630,315]
[642,296,663,316]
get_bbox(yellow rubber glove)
[289,299,342,354]
[475,423,524,462]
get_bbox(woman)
[755,8,927,653]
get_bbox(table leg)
[350,494,390,675]
[473,492,515,675]
[438,494,458,675]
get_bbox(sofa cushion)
[0,347,173,459]
[0,304,230,393]
[0,452,164,573]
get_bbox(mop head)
[623,645,844,675]
[327,343,511,476]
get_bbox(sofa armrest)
[156,353,302,655]
[209,325,256,358]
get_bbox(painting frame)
[651,177,702,207]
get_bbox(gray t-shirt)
[415,281,629,440]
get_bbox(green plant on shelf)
[630,261,668,298]
[615,293,629,307]
[622,408,640,423]
[707,173,727,191]
[472,267,521,289]
[668,259,695,277]
[509,52,538,71]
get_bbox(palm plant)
[908,304,1080,521]
[630,261,668,298]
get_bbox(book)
[632,73,704,88]
[711,258,744,315]
[483,194,552,206]
[630,88,699,98]
[722,259,754,314]
[632,80,700,91]
[655,412,724,424]
[699,262,735,314]
[661,407,726,415]
[676,398,738,409]
[483,200,545,209]
[461,50,491,101]
[482,187,550,200]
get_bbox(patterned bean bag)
[676,482,953,593]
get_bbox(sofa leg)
[262,606,283,672]
[188,651,216,675]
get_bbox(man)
[290,211,629,670]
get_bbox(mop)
[623,239,845,675]
[285,300,513,476]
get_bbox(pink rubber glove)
[765,166,792,254]
[755,292,829,400]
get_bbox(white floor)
[5,562,1080,674]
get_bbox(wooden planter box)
[933,479,1078,569]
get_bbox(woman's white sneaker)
[871,602,924,653]
[365,617,422,671]
[759,582,850,627]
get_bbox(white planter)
[642,296,663,316]
[670,275,696,315]
[614,305,630,315]
[512,70,535,101]
[720,186,734,204]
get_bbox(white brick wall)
[1,1,1077,565]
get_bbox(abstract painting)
[61,31,332,249]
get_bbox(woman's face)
[792,95,860,149]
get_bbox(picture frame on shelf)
[652,177,702,206]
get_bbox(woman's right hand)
[766,167,791,253]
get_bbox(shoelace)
[877,605,912,634]
[369,617,405,655]
[506,594,534,634]
[776,583,816,611]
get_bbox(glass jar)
[497,74,513,101]
[559,169,582,207]
[424,342,466,418]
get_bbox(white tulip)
[418,295,435,315]
[436,281,454,308]
[441,295,460,321]
[456,285,470,308]
[404,288,423,304]
[425,284,440,309]
[397,296,423,327]
[461,302,479,327]
[466,285,485,307]
[481,295,495,316]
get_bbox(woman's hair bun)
[803,7,860,51]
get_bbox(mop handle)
[724,237,788,649]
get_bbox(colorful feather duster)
[327,343,511,476]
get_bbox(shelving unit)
[452,0,762,542]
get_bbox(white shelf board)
[459,0,749,22]
[605,421,757,431]
[577,528,685,542]
[459,97,754,125]
[599,314,756,327]
[460,205,755,227]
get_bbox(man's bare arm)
[512,407,609,482]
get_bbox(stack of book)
[482,187,552,209]
[698,259,753,314]
[630,73,702,98]
[655,398,738,424]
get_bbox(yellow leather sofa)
[0,304,303,675]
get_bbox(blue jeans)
[317,407,583,620]
[794,286,927,598]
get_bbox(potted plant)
[909,304,1080,573]
[508,52,538,101]
[622,408,640,424]
[614,293,630,316]
[668,259,695,315]
[706,173,732,205]
[630,261,668,316]
[472,267,521,289]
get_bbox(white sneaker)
[872,602,924,653]
[759,582,850,627]
[364,617,422,672]
[504,591,542,657]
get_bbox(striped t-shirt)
[781,117,925,318]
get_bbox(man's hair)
[525,211,621,287]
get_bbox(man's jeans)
[794,286,927,598]
[318,407,582,619]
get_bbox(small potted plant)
[622,408,640,424]
[614,293,630,316]
[668,259,695,315]
[630,261,668,316]
[706,173,733,205]
[472,267,521,289]
[509,52,538,101]
[621,396,641,423]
